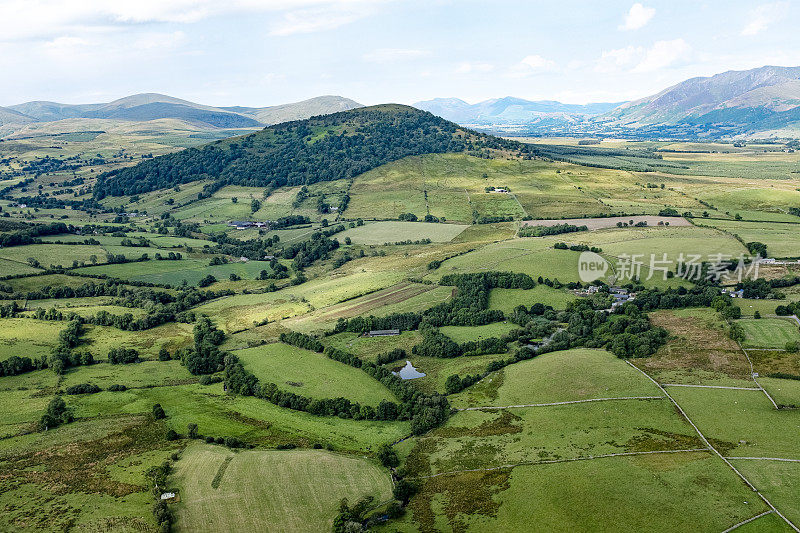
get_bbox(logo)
[578,251,609,283]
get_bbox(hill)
[221,95,363,125]
[94,104,528,198]
[415,96,622,126]
[597,65,800,136]
[0,106,36,126]
[5,94,362,131]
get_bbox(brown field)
[633,308,752,385]
[521,215,691,230]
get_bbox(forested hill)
[94,104,528,198]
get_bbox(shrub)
[108,384,127,391]
[108,347,139,364]
[787,341,799,353]
[152,403,166,419]
[165,429,179,441]
[65,383,101,395]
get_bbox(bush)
[787,341,799,353]
[377,444,399,468]
[158,347,171,361]
[198,274,217,287]
[199,374,223,385]
[152,403,166,419]
[108,347,139,364]
[187,423,199,439]
[65,383,101,395]
[165,429,179,441]
[108,384,127,391]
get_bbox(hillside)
[94,104,527,198]
[415,96,622,125]
[0,106,36,126]
[5,94,362,131]
[222,95,363,125]
[597,65,800,135]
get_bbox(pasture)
[173,444,393,533]
[337,221,469,245]
[236,342,397,405]
[738,318,800,349]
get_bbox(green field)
[440,321,516,343]
[700,219,800,258]
[0,318,64,361]
[76,258,276,286]
[173,444,393,533]
[488,285,577,313]
[236,342,397,405]
[450,348,663,409]
[738,318,800,349]
[337,221,469,245]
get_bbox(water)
[393,360,426,380]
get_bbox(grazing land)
[2,104,800,532]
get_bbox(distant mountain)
[597,65,800,136]
[222,96,363,125]
[4,94,363,131]
[0,106,36,126]
[414,97,623,125]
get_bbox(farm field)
[449,348,663,409]
[4,106,800,532]
[236,342,397,405]
[738,318,800,349]
[173,444,393,533]
[337,221,469,244]
[699,219,800,258]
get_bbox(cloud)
[0,1,387,41]
[454,62,494,74]
[595,45,643,73]
[507,54,555,77]
[633,39,690,72]
[362,48,429,63]
[741,2,789,36]
[619,3,655,31]
[596,39,690,73]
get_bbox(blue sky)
[1,0,798,106]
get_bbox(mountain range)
[416,66,800,138]
[414,97,622,127]
[0,94,362,131]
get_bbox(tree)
[392,479,418,504]
[152,403,166,419]
[250,198,261,213]
[40,396,72,430]
[786,341,799,353]
[753,310,761,319]
[187,423,199,439]
[377,444,399,468]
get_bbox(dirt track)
[521,215,691,230]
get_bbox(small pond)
[393,360,426,380]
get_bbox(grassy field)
[337,221,469,245]
[668,386,800,458]
[699,219,800,258]
[236,342,397,405]
[440,322,516,343]
[0,318,64,361]
[450,348,663,409]
[738,318,800,349]
[388,452,767,533]
[172,444,393,533]
[75,258,276,286]
[488,285,577,313]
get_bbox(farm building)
[365,329,400,337]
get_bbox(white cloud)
[741,2,789,36]
[0,0,388,41]
[454,62,494,74]
[520,55,555,70]
[362,48,429,63]
[595,45,643,73]
[596,39,690,73]
[633,38,690,72]
[133,31,187,50]
[619,3,655,31]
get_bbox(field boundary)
[625,360,800,532]
[415,448,709,479]
[662,384,762,391]
[457,395,664,411]
[721,510,775,533]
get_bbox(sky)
[1,0,799,107]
